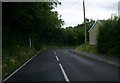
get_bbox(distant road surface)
[3,48,118,82]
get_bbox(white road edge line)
[59,64,70,82]
[55,56,59,61]
[3,50,41,82]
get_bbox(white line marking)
[3,51,41,82]
[55,56,59,61]
[59,64,70,82]
[54,50,56,55]
[54,52,56,55]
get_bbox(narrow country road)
[4,48,118,82]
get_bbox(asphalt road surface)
[3,48,118,82]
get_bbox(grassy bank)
[76,44,97,54]
[2,45,75,79]
[76,43,119,58]
[2,46,37,79]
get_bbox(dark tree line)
[3,2,64,50]
[3,2,95,51]
[61,19,95,46]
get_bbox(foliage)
[2,2,64,49]
[3,2,95,49]
[2,47,36,78]
[76,43,97,54]
[97,16,120,57]
[2,2,95,79]
[2,2,64,79]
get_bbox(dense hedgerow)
[97,16,120,57]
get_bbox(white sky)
[53,0,119,28]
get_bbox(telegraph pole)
[83,0,87,43]
[29,38,31,48]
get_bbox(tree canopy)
[3,2,64,50]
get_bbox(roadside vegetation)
[97,16,120,58]
[76,43,97,54]
[4,2,119,80]
[2,2,64,79]
[77,16,120,58]
[2,47,36,78]
[3,2,93,79]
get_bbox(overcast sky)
[53,0,119,28]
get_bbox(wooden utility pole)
[29,38,31,48]
[83,0,87,43]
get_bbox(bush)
[76,43,97,54]
[2,46,37,79]
[97,16,120,57]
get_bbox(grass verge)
[76,43,119,58]
[2,46,37,79]
[2,44,75,80]
[76,43,97,54]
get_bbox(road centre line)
[55,56,59,61]
[54,50,56,55]
[53,50,69,82]
[59,64,70,82]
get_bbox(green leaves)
[97,16,120,57]
[3,2,64,49]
